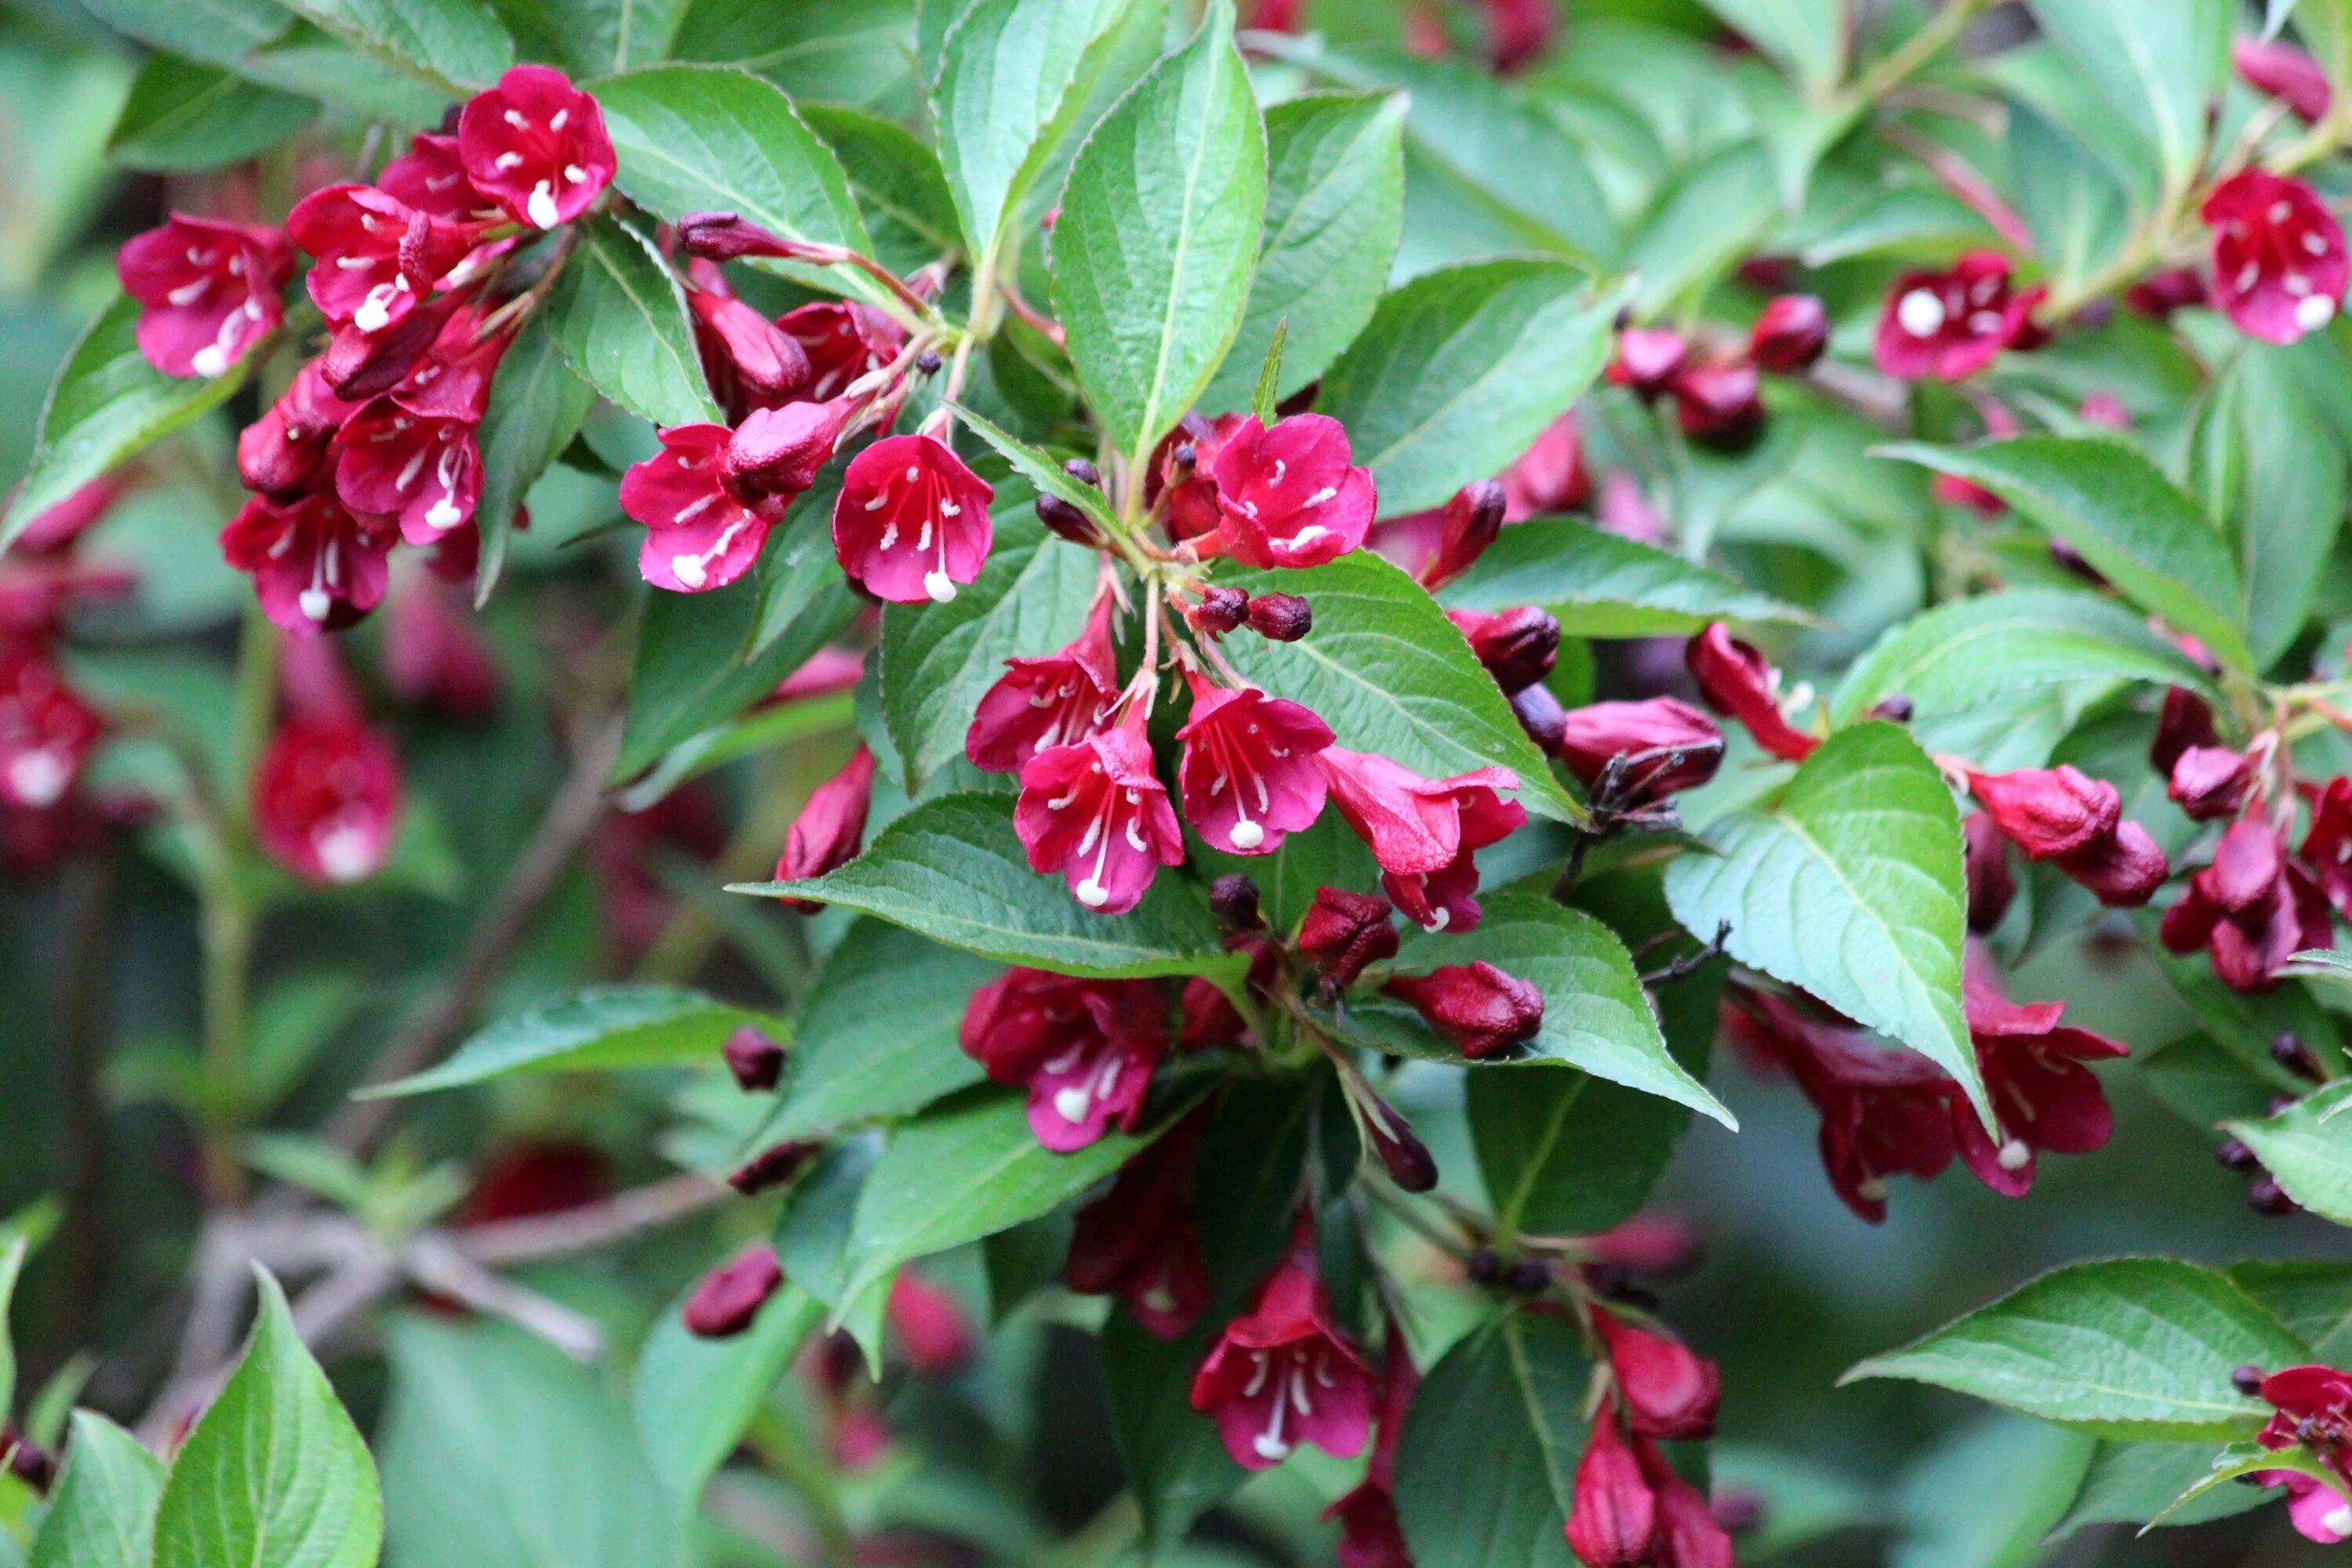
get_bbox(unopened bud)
[1035,492,1104,546]
[724,1025,786,1092]
[2216,1138,2259,1171]
[1166,442,1197,487]
[1450,605,1559,693]
[1191,584,1249,636]
[915,349,942,375]
[1351,1078,1439,1192]
[1670,361,1766,450]
[2233,1363,2268,1396]
[2169,745,2257,822]
[1467,1248,1504,1285]
[1607,326,1688,399]
[1555,699,1724,807]
[1209,872,1263,929]
[1710,1490,1766,1534]
[1867,694,1914,724]
[1506,1258,1551,1293]
[1062,456,1101,488]
[2152,687,2222,774]
[683,1244,785,1338]
[1511,681,1567,753]
[1565,1401,1658,1567]
[2273,1031,2325,1081]
[1298,885,1399,994]
[1595,1309,1721,1439]
[1422,478,1508,589]
[2249,1174,2299,1215]
[1247,592,1312,641]
[677,210,821,263]
[1384,960,1544,1059]
[728,1138,819,1195]
[1966,765,2121,861]
[1748,294,1829,373]
[2,1436,52,1493]
[726,397,852,504]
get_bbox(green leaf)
[1879,437,2254,673]
[548,213,720,428]
[1250,318,1287,426]
[733,793,1243,981]
[880,483,1098,787]
[1315,260,1624,518]
[2145,1439,2339,1530]
[521,0,688,74]
[1442,517,1812,637]
[1199,90,1406,412]
[1212,550,1583,826]
[1828,588,2213,724]
[1468,1069,1692,1239]
[1695,0,1846,96]
[2052,1439,2272,1537]
[106,55,318,172]
[2,294,260,552]
[1894,1414,2095,1568]
[278,0,512,93]
[594,65,880,304]
[27,1414,165,1568]
[1102,1316,1242,1559]
[1392,1310,1590,1568]
[749,920,995,1144]
[152,1270,383,1568]
[837,1086,1189,1303]
[2231,1260,2352,1360]
[1051,0,1268,463]
[1843,1258,2307,1440]
[2196,341,2349,667]
[2006,100,2132,299]
[2138,1033,2282,1130]
[666,0,917,107]
[2225,1080,2352,1226]
[381,1316,681,1568]
[0,1227,26,1421]
[801,103,962,277]
[1664,721,1988,1121]
[362,985,770,1098]
[1624,141,1783,314]
[2025,0,2230,187]
[471,306,592,604]
[633,1283,822,1507]
[949,403,1120,534]
[74,0,291,69]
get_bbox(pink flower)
[2204,168,2348,343]
[115,214,293,378]
[1155,412,1249,543]
[1207,414,1376,569]
[1685,622,1815,762]
[1748,293,1829,372]
[1874,251,2043,380]
[960,967,1171,1150]
[772,745,876,910]
[619,424,777,593]
[1316,746,1524,931]
[2279,1472,2352,1543]
[0,648,104,810]
[683,1245,783,1338]
[456,65,615,230]
[1382,960,1544,1059]
[779,300,908,401]
[1592,1308,1720,1440]
[832,433,994,603]
[1607,327,1688,398]
[252,716,402,884]
[1566,1398,1657,1566]
[1966,764,2118,859]
[377,131,488,221]
[967,595,1120,775]
[331,398,483,545]
[1952,949,2126,1196]
[885,1271,972,1374]
[240,359,361,499]
[1174,673,1333,854]
[286,184,477,336]
[1555,698,1724,807]
[2257,1364,2352,1531]
[1500,415,1589,521]
[2237,38,2334,121]
[724,395,856,506]
[1015,716,1185,913]
[1189,1228,1375,1469]
[220,491,399,635]
[1066,1116,1209,1338]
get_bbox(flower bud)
[2152,691,2221,778]
[2206,818,2284,915]
[1246,592,1312,641]
[2169,744,2256,821]
[2236,37,2333,121]
[1467,1248,1504,1285]
[1384,960,1544,1059]
[1670,361,1766,450]
[1555,698,1723,806]
[773,746,876,912]
[1506,1258,1551,1292]
[887,1271,973,1374]
[1349,1076,1439,1192]
[2249,1174,2299,1215]
[1650,1462,1737,1568]
[2125,266,2208,318]
[1191,584,1250,636]
[2273,1030,2325,1082]
[1966,764,2120,860]
[1867,694,1914,724]
[1606,326,1687,399]
[677,210,819,263]
[689,288,812,405]
[683,1244,784,1338]
[1510,681,1567,753]
[1711,1490,1766,1533]
[2233,1363,2268,1396]
[1209,872,1264,930]
[724,1025,786,1092]
[2,1435,53,1493]
[1035,492,1105,546]
[1748,294,1828,373]
[1298,885,1399,994]
[319,292,462,401]
[1963,813,2016,934]
[1565,1403,1657,1567]
[1063,456,1102,488]
[728,1138,819,1195]
[1595,1309,1721,1439]
[2216,1138,2258,1170]
[1422,478,1508,589]
[725,397,853,506]
[1449,605,1559,694]
[2056,819,2168,908]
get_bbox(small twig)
[998,281,1064,346]
[458,1173,728,1265]
[1641,921,1732,987]
[403,1235,602,1359]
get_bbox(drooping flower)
[251,715,403,884]
[0,648,104,811]
[683,1244,784,1338]
[1189,1226,1376,1470]
[1317,747,1524,932]
[966,594,1119,774]
[1174,673,1333,855]
[960,967,1171,1149]
[688,264,812,415]
[1383,960,1544,1058]
[2203,168,2348,344]
[832,433,994,603]
[1566,1397,1657,1567]
[1951,949,2126,1196]
[1873,251,2043,381]
[285,184,477,336]
[2161,818,2332,990]
[1298,885,1400,995]
[1066,1115,1210,1338]
[771,745,876,910]
[1014,712,1185,914]
[1749,293,1829,372]
[220,491,400,635]
[116,214,294,379]
[1555,698,1724,808]
[1592,1308,1721,1440]
[1207,415,1377,570]
[1965,763,2168,908]
[619,423,778,593]
[456,65,615,230]
[1685,622,1815,762]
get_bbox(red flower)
[1685,622,1815,762]
[1189,1228,1375,1469]
[683,1245,783,1338]
[2169,743,2257,821]
[2161,818,2332,990]
[688,277,813,416]
[2304,776,2352,919]
[725,395,857,507]
[2152,685,2222,774]
[1207,414,1377,570]
[2238,38,2334,121]
[456,65,615,230]
[1422,478,1509,586]
[1066,1116,1209,1338]
[1324,1330,1418,1568]
[0,648,103,811]
[1749,294,1829,373]
[1873,251,2043,381]
[1967,764,2118,859]
[1174,674,1334,854]
[331,398,482,546]
[967,593,1119,773]
[285,184,477,336]
[1298,885,1400,994]
[240,359,361,499]
[619,424,778,593]
[1555,698,1723,807]
[384,571,500,717]
[1155,411,1250,543]
[960,967,1171,1150]
[779,300,909,401]
[1318,747,1524,931]
[1014,715,1185,914]
[2126,266,2209,318]
[220,491,399,634]
[1566,1397,1656,1566]
[252,716,403,884]
[377,131,488,221]
[1636,1436,1736,1568]
[1499,414,1589,521]
[1592,1308,1720,1440]
[1951,949,2126,1196]
[832,433,995,603]
[2204,169,2348,343]
[2260,1365,2352,1474]
[1384,960,1544,1058]
[773,745,876,910]
[886,1271,972,1374]
[116,214,293,379]
[1962,812,2016,934]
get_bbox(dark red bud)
[1506,1258,1552,1292]
[2272,1031,2325,1081]
[2,1435,52,1494]
[1450,605,1559,694]
[690,289,812,404]
[1511,681,1568,753]
[1565,1403,1657,1566]
[677,210,822,263]
[1298,885,1399,994]
[2249,1174,2299,1215]
[2233,1363,2268,1396]
[1192,584,1250,636]
[1422,478,1508,589]
[238,405,335,499]
[1353,1079,1439,1192]
[1607,327,1688,399]
[2168,744,2256,821]
[320,294,459,400]
[1595,1310,1721,1439]
[1035,492,1105,546]
[724,1025,786,1092]
[1062,456,1101,488]
[728,1138,819,1195]
[683,1245,784,1337]
[2152,687,2222,774]
[726,398,850,505]
[1384,960,1544,1059]
[1209,872,1263,929]
[915,348,942,375]
[1555,698,1724,806]
[2048,536,2107,586]
[1467,1248,1504,1285]
[1867,694,1914,724]
[1247,592,1312,641]
[1670,361,1766,450]
[2125,266,2208,318]
[1962,813,2016,935]
[2216,1138,2258,1170]
[2206,819,2283,914]
[1748,294,1829,373]
[1710,1490,1766,1534]
[1967,764,2120,860]
[2055,818,2168,907]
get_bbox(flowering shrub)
[9,0,2352,1563]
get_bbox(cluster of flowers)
[117,64,619,635]
[2243,1361,2352,1544]
[1602,292,1830,451]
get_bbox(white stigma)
[1075,876,1109,908]
[9,750,70,808]
[1052,1087,1091,1123]
[2296,294,2338,332]
[313,822,376,883]
[1228,821,1264,850]
[672,555,708,589]
[298,586,332,622]
[1856,1176,1889,1202]
[191,343,230,379]
[1996,1138,2031,1171]
[1896,288,1945,337]
[924,568,956,602]
[424,492,463,532]
[352,283,397,334]
[527,180,560,230]
[2326,1505,2352,1537]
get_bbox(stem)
[1847,0,1988,106]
